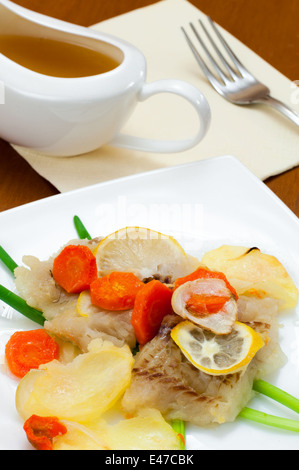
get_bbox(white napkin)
[13,0,299,192]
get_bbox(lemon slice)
[170,320,264,376]
[77,290,99,318]
[93,227,197,282]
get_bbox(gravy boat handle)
[109,79,211,153]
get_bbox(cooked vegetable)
[16,339,134,423]
[23,415,67,450]
[239,407,299,433]
[52,244,97,294]
[99,408,182,450]
[186,292,230,314]
[0,245,18,275]
[174,266,238,298]
[253,380,299,414]
[171,278,238,334]
[0,285,45,326]
[131,280,173,345]
[201,245,298,309]
[53,409,181,450]
[5,329,60,378]
[171,419,186,450]
[90,272,144,311]
[73,215,92,240]
[53,420,109,450]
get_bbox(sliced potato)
[201,245,298,310]
[16,339,134,423]
[55,337,81,364]
[53,409,181,450]
[53,420,109,450]
[103,408,181,450]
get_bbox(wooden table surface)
[1,0,298,215]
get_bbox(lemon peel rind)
[170,320,264,376]
[93,226,193,281]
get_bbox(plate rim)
[1,155,298,227]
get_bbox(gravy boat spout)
[0,0,210,156]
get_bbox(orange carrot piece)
[52,244,97,294]
[174,266,238,299]
[186,293,230,315]
[131,280,173,345]
[177,433,186,449]
[23,415,67,451]
[90,272,144,311]
[5,329,59,378]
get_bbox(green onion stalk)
[239,407,299,432]
[73,215,92,240]
[0,284,45,326]
[0,245,18,275]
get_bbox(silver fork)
[182,17,299,127]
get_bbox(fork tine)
[189,22,230,84]
[206,16,248,76]
[181,26,223,90]
[198,19,240,80]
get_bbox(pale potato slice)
[53,420,109,450]
[53,409,181,450]
[201,246,298,310]
[55,338,81,364]
[16,339,134,423]
[103,408,181,450]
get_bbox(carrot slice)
[90,272,144,311]
[174,266,238,299]
[186,293,230,315]
[5,329,59,378]
[131,280,173,345]
[52,244,97,294]
[23,415,67,451]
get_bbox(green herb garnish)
[253,379,299,414]
[171,419,186,449]
[0,246,45,325]
[239,407,299,432]
[0,245,18,275]
[73,215,92,240]
[0,284,45,326]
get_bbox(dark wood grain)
[1,0,298,215]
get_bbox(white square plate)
[0,155,298,450]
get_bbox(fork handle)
[258,95,299,126]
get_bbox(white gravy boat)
[0,0,211,157]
